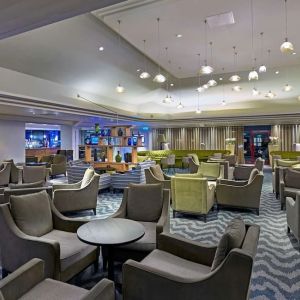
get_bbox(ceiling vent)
[206,11,235,28]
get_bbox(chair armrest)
[279,180,286,203]
[156,189,170,237]
[217,179,247,186]
[50,201,87,232]
[163,173,172,180]
[0,258,45,299]
[158,232,216,266]
[53,181,81,191]
[82,279,115,300]
[110,188,127,218]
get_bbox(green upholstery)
[138,150,230,168]
[275,159,299,167]
[270,151,300,160]
[199,162,220,179]
[175,173,203,178]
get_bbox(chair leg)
[256,209,259,216]
[92,208,97,215]
[203,215,207,223]
[287,226,290,234]
[1,268,9,278]
[173,210,176,218]
[102,255,108,271]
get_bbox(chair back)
[187,153,199,165]
[199,162,220,179]
[52,154,66,165]
[0,163,11,186]
[254,158,265,171]
[167,154,175,165]
[22,166,46,183]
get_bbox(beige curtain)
[271,125,300,151]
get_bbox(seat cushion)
[248,168,259,184]
[284,168,300,189]
[19,278,87,300]
[81,168,94,188]
[41,230,97,272]
[10,190,53,237]
[150,165,165,181]
[211,217,246,271]
[142,249,210,280]
[284,187,299,198]
[127,183,163,222]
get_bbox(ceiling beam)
[0,0,126,40]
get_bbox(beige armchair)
[286,192,300,246]
[50,154,67,177]
[207,159,230,179]
[0,190,98,281]
[145,164,171,190]
[0,163,11,187]
[188,153,200,173]
[233,157,264,180]
[216,168,264,215]
[0,258,114,300]
[160,154,175,173]
[122,218,260,300]
[53,168,100,214]
[22,165,47,183]
[103,183,170,266]
[3,160,21,184]
[279,168,300,210]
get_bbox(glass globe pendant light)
[116,20,125,93]
[283,83,293,92]
[258,32,267,73]
[177,102,184,109]
[229,46,241,82]
[265,91,276,98]
[280,0,294,54]
[139,39,151,79]
[199,20,214,75]
[195,93,201,113]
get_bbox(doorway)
[243,126,271,164]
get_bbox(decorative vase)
[95,123,100,134]
[115,151,122,163]
[118,128,123,136]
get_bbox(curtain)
[271,124,300,151]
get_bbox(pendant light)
[232,85,242,92]
[265,91,276,98]
[229,46,241,82]
[116,20,125,93]
[176,67,184,109]
[162,47,173,103]
[196,54,205,92]
[199,20,214,75]
[258,32,267,73]
[283,83,293,92]
[280,0,294,54]
[177,102,184,109]
[153,18,166,83]
[139,40,151,79]
[221,80,227,106]
[195,93,202,113]
[248,0,259,81]
[207,42,217,86]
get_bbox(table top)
[77,218,145,247]
[25,162,48,166]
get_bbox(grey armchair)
[53,168,100,214]
[22,165,47,183]
[207,159,230,179]
[145,164,171,190]
[0,190,98,281]
[188,153,200,174]
[122,218,260,300]
[279,168,300,210]
[103,183,170,265]
[3,160,21,184]
[0,163,11,187]
[50,154,67,177]
[286,192,300,246]
[233,157,264,180]
[216,168,264,215]
[161,154,175,173]
[0,258,114,300]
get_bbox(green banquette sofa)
[138,150,230,167]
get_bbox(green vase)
[115,151,122,163]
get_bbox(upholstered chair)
[286,192,300,246]
[279,168,300,210]
[0,259,115,300]
[0,163,11,187]
[216,168,264,215]
[171,176,215,221]
[197,162,222,180]
[145,164,171,190]
[233,157,264,180]
[50,154,67,177]
[188,153,200,173]
[103,183,170,265]
[122,218,260,300]
[39,155,52,167]
[0,188,4,205]
[0,190,99,281]
[3,159,21,184]
[22,165,47,183]
[207,159,230,179]
[161,154,176,173]
[53,168,100,214]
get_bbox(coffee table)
[77,218,145,281]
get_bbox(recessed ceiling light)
[170,83,174,87]
[136,69,141,72]
[275,71,280,74]
[99,46,104,51]
[219,77,223,81]
[292,52,297,55]
[176,34,183,38]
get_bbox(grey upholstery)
[216,169,264,215]
[0,163,11,187]
[161,154,175,170]
[22,166,47,183]
[0,258,114,300]
[103,183,170,264]
[188,154,200,174]
[53,169,100,214]
[233,158,264,180]
[286,192,300,246]
[0,191,98,281]
[3,160,21,184]
[50,155,67,177]
[122,220,260,300]
[207,159,230,179]
[145,164,171,190]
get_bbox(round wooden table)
[77,218,145,281]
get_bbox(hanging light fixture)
[162,47,173,103]
[280,0,294,54]
[221,78,227,106]
[248,0,259,81]
[163,95,173,103]
[177,102,184,109]
[252,87,260,96]
[259,32,267,73]
[139,40,151,79]
[207,42,217,86]
[196,54,205,92]
[232,85,242,92]
[202,84,209,89]
[265,91,276,98]
[221,100,227,106]
[176,66,184,109]
[199,20,214,75]
[195,92,202,113]
[153,18,166,83]
[116,20,125,93]
[283,83,293,92]
[229,46,241,82]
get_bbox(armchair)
[122,218,260,300]
[279,168,300,210]
[103,183,170,264]
[0,190,98,281]
[22,165,47,183]
[160,154,175,173]
[233,157,264,180]
[188,153,200,173]
[50,154,67,177]
[286,192,300,246]
[53,168,100,214]
[0,163,11,187]
[0,258,114,300]
[198,162,223,180]
[171,176,215,221]
[3,160,21,184]
[145,164,171,190]
[216,168,264,215]
[207,159,230,179]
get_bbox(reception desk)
[25,148,60,161]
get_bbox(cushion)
[199,162,220,179]
[81,168,94,188]
[212,153,223,159]
[127,183,163,222]
[137,155,149,162]
[284,168,300,189]
[276,159,299,167]
[248,168,259,184]
[211,217,246,271]
[9,180,44,189]
[10,190,53,237]
[150,165,165,181]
